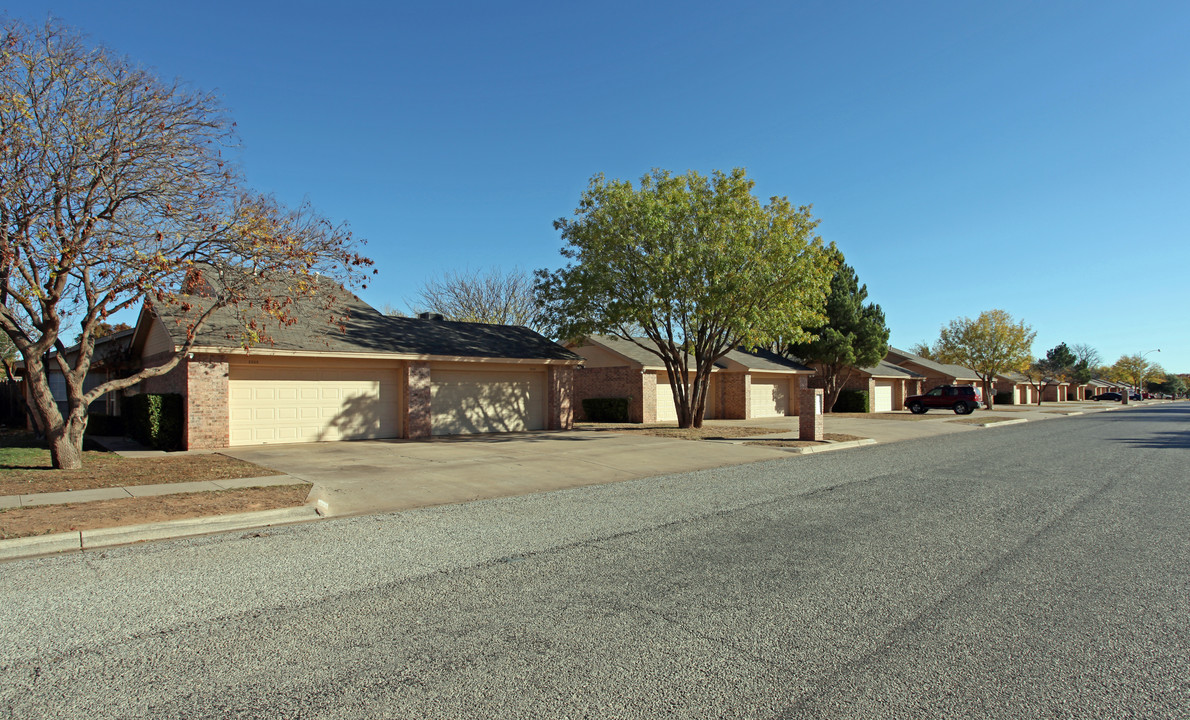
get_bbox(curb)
[0,506,320,562]
[974,418,1028,428]
[788,438,878,454]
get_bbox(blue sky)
[10,1,1189,372]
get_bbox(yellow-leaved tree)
[929,310,1035,409]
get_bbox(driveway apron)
[222,431,791,516]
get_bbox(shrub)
[582,397,630,423]
[994,391,1014,406]
[84,413,125,437]
[124,393,183,450]
[832,389,869,413]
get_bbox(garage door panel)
[750,378,788,417]
[874,381,894,413]
[431,370,545,436]
[229,365,400,446]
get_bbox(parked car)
[1091,392,1122,401]
[1130,393,1142,401]
[905,385,980,415]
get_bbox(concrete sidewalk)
[0,475,306,511]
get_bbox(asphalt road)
[2,405,1187,719]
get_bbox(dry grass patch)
[0,430,282,496]
[0,485,311,540]
[827,412,933,421]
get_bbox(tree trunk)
[823,380,844,414]
[47,421,86,470]
[691,372,708,429]
[983,379,994,409]
[19,355,87,469]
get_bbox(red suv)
[905,385,980,415]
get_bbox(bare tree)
[908,342,935,360]
[405,267,545,333]
[1071,343,1102,372]
[0,19,371,468]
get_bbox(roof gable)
[886,347,982,380]
[572,336,811,373]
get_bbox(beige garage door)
[431,369,545,435]
[656,375,679,423]
[874,381,894,412]
[750,377,789,417]
[229,364,400,446]
[656,374,715,423]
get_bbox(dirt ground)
[1,445,283,496]
[575,423,791,440]
[0,484,311,540]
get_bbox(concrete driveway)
[223,431,791,516]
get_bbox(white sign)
[815,394,823,415]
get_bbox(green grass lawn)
[0,445,50,469]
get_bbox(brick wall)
[572,366,640,422]
[136,351,228,450]
[139,351,187,395]
[641,371,658,423]
[404,361,432,438]
[185,356,229,449]
[720,373,749,419]
[547,365,574,430]
[1043,384,1068,402]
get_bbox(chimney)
[418,312,445,321]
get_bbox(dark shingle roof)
[152,291,579,362]
[860,359,925,379]
[723,345,813,373]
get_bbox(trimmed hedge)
[832,389,869,413]
[124,393,183,450]
[994,391,1014,406]
[84,413,125,437]
[582,397,630,423]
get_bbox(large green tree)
[0,20,371,468]
[930,309,1035,409]
[537,168,837,428]
[786,262,889,413]
[1022,342,1077,405]
[1151,373,1187,397]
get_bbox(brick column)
[404,361,432,438]
[547,365,574,430]
[185,357,229,449]
[720,373,748,419]
[640,371,658,423]
[792,375,809,416]
[799,387,823,441]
